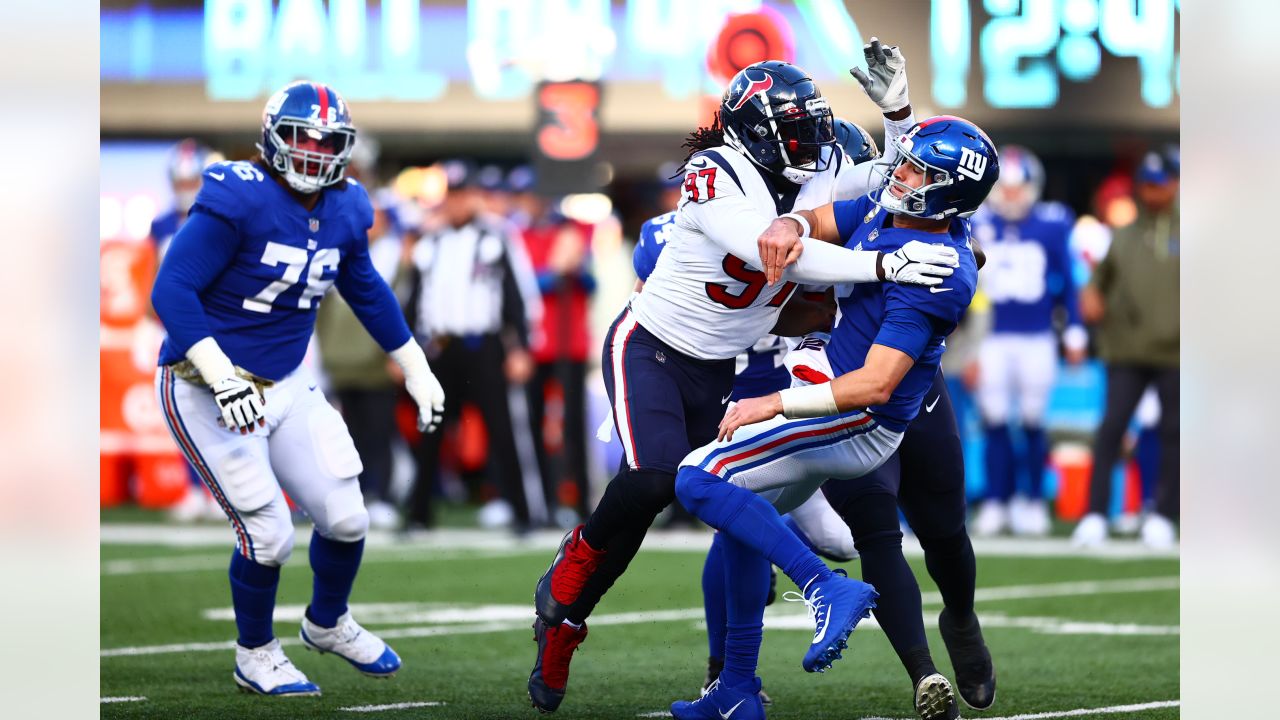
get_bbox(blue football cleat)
[300,610,401,677]
[784,569,878,673]
[233,638,321,697]
[671,678,765,720]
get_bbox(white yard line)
[100,696,147,703]
[979,699,1180,719]
[100,523,1179,560]
[339,701,446,712]
[103,574,1178,658]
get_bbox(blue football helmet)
[719,61,836,185]
[833,118,880,165]
[986,144,1044,221]
[258,81,356,194]
[872,115,1000,220]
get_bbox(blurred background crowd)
[100,0,1179,548]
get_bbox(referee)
[404,159,542,532]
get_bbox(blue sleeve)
[633,221,663,281]
[150,209,241,355]
[1054,221,1083,326]
[831,196,867,241]
[334,235,413,352]
[872,304,937,361]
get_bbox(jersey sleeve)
[831,196,874,241]
[191,162,269,224]
[150,210,242,355]
[343,178,377,234]
[871,303,937,361]
[633,216,669,281]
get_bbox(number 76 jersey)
[156,160,375,380]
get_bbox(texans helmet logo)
[729,70,774,112]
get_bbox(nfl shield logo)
[309,218,320,232]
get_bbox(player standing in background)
[529,48,961,713]
[968,146,1086,537]
[150,81,446,696]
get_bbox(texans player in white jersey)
[529,44,960,713]
[150,82,446,697]
[968,146,1085,537]
[671,114,997,720]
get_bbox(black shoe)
[529,617,588,713]
[938,609,996,710]
[703,657,772,707]
[913,673,959,720]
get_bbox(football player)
[969,146,1085,537]
[150,82,446,696]
[671,115,998,720]
[529,45,959,713]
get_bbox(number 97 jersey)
[156,161,375,380]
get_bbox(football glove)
[211,376,266,433]
[849,37,910,114]
[390,340,446,433]
[878,241,958,287]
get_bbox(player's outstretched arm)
[335,241,446,433]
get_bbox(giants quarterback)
[150,81,446,697]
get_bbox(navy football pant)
[823,371,976,683]
[570,309,734,623]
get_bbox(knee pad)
[622,468,676,516]
[250,519,296,567]
[215,446,276,513]
[318,482,370,543]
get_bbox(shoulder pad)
[681,148,746,203]
[341,177,375,232]
[194,161,269,223]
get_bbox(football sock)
[675,466,830,589]
[307,532,365,628]
[229,551,280,649]
[902,645,940,686]
[1136,428,1161,504]
[581,468,673,550]
[845,493,930,672]
[983,423,1014,501]
[1023,425,1048,498]
[702,532,728,660]
[783,515,823,557]
[919,527,977,620]
[718,534,770,689]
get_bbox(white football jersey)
[632,145,852,360]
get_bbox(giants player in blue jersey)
[670,115,997,720]
[968,146,1085,537]
[150,82,446,697]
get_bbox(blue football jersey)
[827,195,978,431]
[155,160,406,380]
[633,211,790,396]
[969,202,1080,334]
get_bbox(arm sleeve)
[833,112,917,200]
[681,166,880,284]
[334,236,414,352]
[872,304,936,361]
[149,209,241,355]
[499,249,530,349]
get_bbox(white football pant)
[976,332,1057,425]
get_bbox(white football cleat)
[1070,513,1108,548]
[1140,513,1177,550]
[233,638,320,696]
[1010,496,1051,537]
[300,610,401,677]
[972,500,1008,537]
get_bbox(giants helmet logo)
[729,70,774,112]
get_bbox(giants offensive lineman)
[530,45,959,713]
[150,82,446,696]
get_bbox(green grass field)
[101,520,1179,719]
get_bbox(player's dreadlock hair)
[680,110,725,166]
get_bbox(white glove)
[185,337,266,433]
[211,376,266,433]
[849,37,910,113]
[878,241,958,286]
[390,340,446,433]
